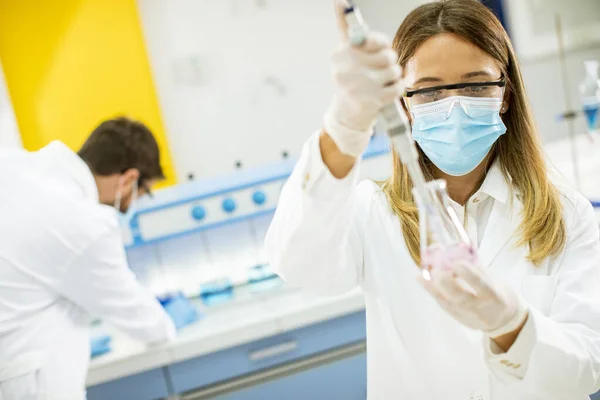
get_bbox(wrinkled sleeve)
[484,198,600,397]
[265,131,369,296]
[57,230,177,344]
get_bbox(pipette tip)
[343,0,356,13]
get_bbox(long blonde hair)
[383,0,566,265]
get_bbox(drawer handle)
[248,340,298,361]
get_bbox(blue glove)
[90,335,112,358]
[162,293,200,331]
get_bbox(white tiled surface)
[86,286,365,387]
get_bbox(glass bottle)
[579,60,600,136]
[412,180,477,279]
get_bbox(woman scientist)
[265,0,600,399]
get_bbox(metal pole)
[555,13,582,190]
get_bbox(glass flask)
[412,180,478,279]
[579,60,600,136]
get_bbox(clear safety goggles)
[403,75,506,114]
[410,95,504,122]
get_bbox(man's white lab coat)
[266,133,600,400]
[0,142,175,400]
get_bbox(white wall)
[137,0,600,181]
[0,60,22,148]
[137,0,340,182]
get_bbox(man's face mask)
[114,178,138,217]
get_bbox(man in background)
[0,117,179,399]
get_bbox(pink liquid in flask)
[421,242,478,273]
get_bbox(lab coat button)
[469,390,486,400]
[472,197,480,204]
[302,173,310,191]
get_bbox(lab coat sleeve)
[265,131,369,296]
[57,229,177,343]
[484,198,600,396]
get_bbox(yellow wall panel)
[0,0,176,187]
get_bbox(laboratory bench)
[86,285,368,400]
[86,282,600,400]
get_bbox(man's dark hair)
[78,116,165,182]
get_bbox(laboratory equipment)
[580,60,600,137]
[90,335,112,358]
[199,278,234,306]
[413,180,477,278]
[120,135,391,305]
[248,263,281,292]
[553,14,584,189]
[344,3,427,196]
[343,3,475,274]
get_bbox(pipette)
[343,3,427,196]
[343,2,477,278]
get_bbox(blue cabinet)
[86,368,169,400]
[215,352,367,400]
[85,311,367,399]
[168,311,366,394]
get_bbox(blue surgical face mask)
[410,96,507,176]
[114,179,138,226]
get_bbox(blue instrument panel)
[122,135,391,249]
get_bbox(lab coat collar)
[40,141,99,203]
[477,161,522,268]
[477,160,510,205]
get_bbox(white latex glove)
[419,261,529,338]
[324,0,404,157]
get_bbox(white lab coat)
[0,141,176,400]
[265,132,600,400]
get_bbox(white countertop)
[86,284,365,387]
